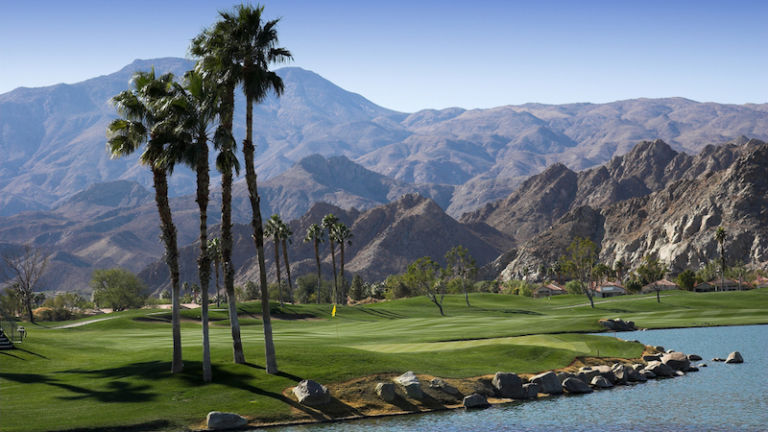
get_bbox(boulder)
[293,380,331,406]
[206,411,247,430]
[531,371,563,395]
[492,372,523,399]
[641,370,656,379]
[522,382,539,399]
[598,318,637,331]
[394,371,424,399]
[698,363,708,368]
[688,354,703,361]
[562,377,593,394]
[375,382,396,402]
[712,357,726,362]
[557,372,575,384]
[675,370,685,377]
[590,375,613,389]
[654,346,666,353]
[685,366,699,372]
[644,361,675,378]
[463,393,489,409]
[429,378,461,396]
[611,363,628,384]
[725,351,744,364]
[643,354,661,362]
[661,352,691,371]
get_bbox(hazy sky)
[1,0,766,112]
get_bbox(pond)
[269,325,768,432]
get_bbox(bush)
[33,307,72,322]
[676,269,696,291]
[564,280,582,294]
[384,275,412,300]
[625,279,642,293]
[90,268,147,311]
[295,275,332,304]
[501,280,533,297]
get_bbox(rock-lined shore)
[202,347,745,430]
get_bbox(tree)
[164,70,220,382]
[636,255,667,303]
[265,214,285,306]
[322,214,340,303]
[562,237,598,308]
[208,238,222,307]
[90,268,146,311]
[303,223,325,304]
[592,262,612,284]
[445,245,477,307]
[676,269,696,291]
[715,226,726,292]
[107,69,184,373]
[614,259,626,283]
[2,245,48,323]
[331,222,352,304]
[404,257,446,316]
[278,219,294,303]
[349,274,366,301]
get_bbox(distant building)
[694,278,749,292]
[641,279,680,294]
[752,276,768,289]
[592,282,626,298]
[533,283,567,298]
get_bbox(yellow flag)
[332,304,336,317]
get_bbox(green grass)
[1,289,766,432]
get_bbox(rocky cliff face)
[500,140,768,280]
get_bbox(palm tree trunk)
[339,242,346,305]
[152,166,183,373]
[214,262,220,307]
[274,238,283,306]
[195,135,212,382]
[463,278,471,307]
[220,87,245,365]
[314,240,322,304]
[281,239,293,303]
[243,93,278,374]
[329,240,338,304]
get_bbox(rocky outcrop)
[394,371,424,399]
[531,371,563,394]
[429,378,460,396]
[293,380,331,406]
[688,354,702,361]
[591,376,613,389]
[492,372,524,399]
[661,352,691,371]
[375,382,396,402]
[599,318,637,332]
[206,411,247,430]
[725,351,744,364]
[522,383,539,399]
[644,361,675,378]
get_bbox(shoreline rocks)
[599,318,637,332]
[395,371,424,399]
[463,393,489,409]
[294,380,331,406]
[492,372,524,399]
[725,351,744,364]
[206,411,247,430]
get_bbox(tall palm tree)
[322,214,340,303]
[191,12,247,366]
[164,69,220,382]
[303,224,325,304]
[331,222,353,304]
[278,220,294,303]
[208,238,222,307]
[107,69,184,373]
[715,226,726,292]
[264,214,284,306]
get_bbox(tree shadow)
[0,351,23,360]
[13,346,49,359]
[51,419,170,432]
[0,372,156,403]
[355,307,406,319]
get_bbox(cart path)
[53,315,120,329]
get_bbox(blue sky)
[1,0,766,112]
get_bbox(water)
[270,325,768,432]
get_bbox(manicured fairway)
[1,289,766,432]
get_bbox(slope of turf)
[1,289,766,432]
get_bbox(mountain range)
[1,57,767,293]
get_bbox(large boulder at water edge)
[661,352,691,371]
[590,375,614,389]
[725,351,744,364]
[531,371,563,394]
[429,378,461,396]
[522,383,539,399]
[375,382,396,402]
[492,372,524,398]
[644,361,675,378]
[463,393,490,409]
[293,380,331,406]
[394,371,424,399]
[598,318,637,331]
[688,354,703,361]
[562,377,593,394]
[206,411,247,430]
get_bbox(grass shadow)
[0,350,23,360]
[13,346,49,359]
[50,419,171,432]
[355,307,406,320]
[0,372,156,403]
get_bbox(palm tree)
[331,222,353,304]
[278,219,294,303]
[208,238,222,307]
[303,224,325,304]
[264,214,284,306]
[107,69,184,373]
[715,226,726,292]
[322,214,340,303]
[614,259,626,283]
[164,70,220,382]
[191,10,248,366]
